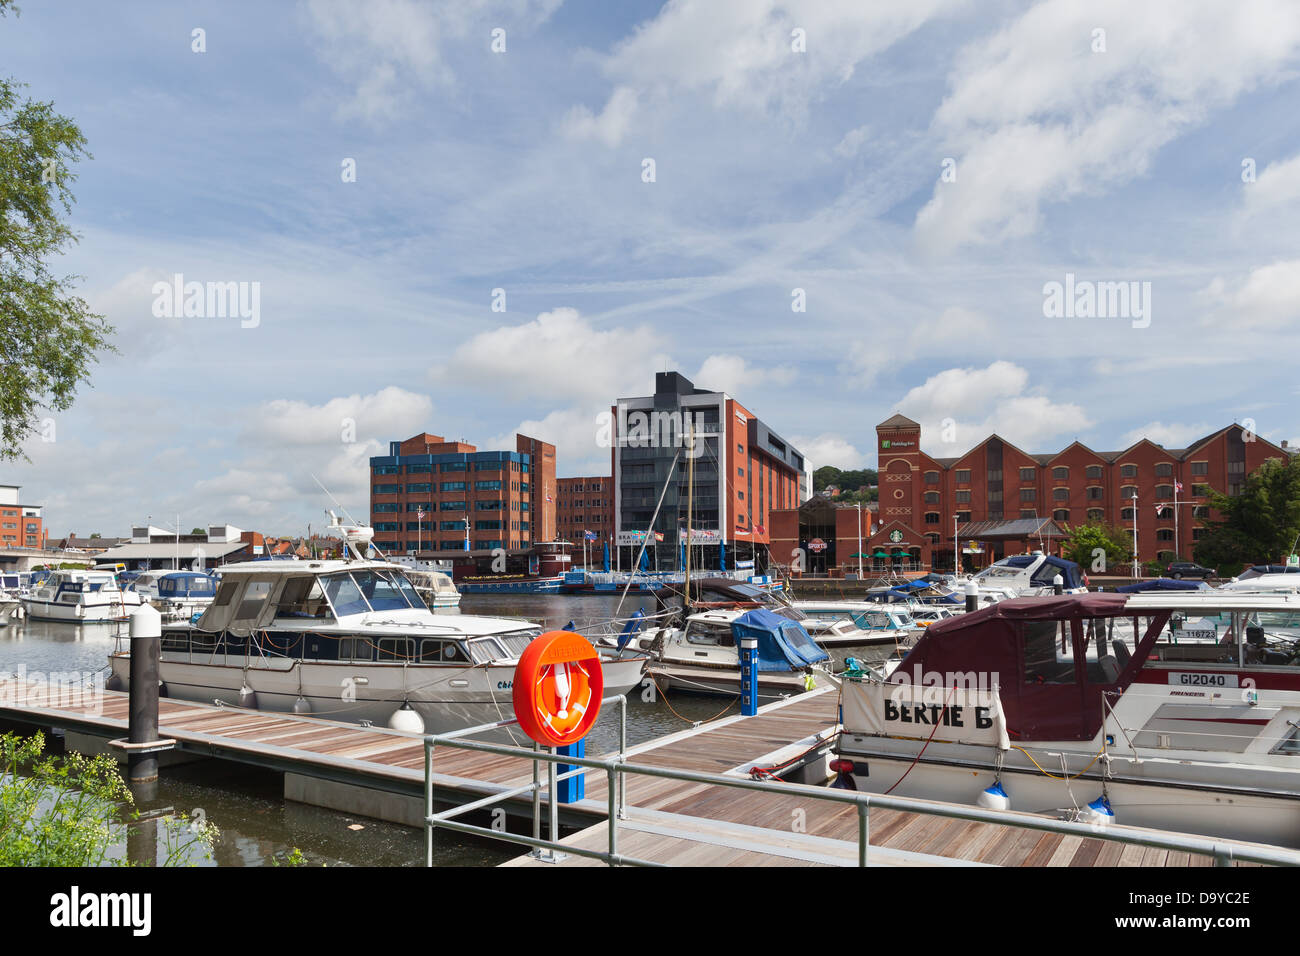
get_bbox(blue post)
[739,636,759,716]
[602,541,610,573]
[719,540,727,572]
[556,738,585,802]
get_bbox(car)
[1166,561,1216,580]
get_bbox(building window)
[924,471,939,485]
[441,482,467,492]
[1086,465,1102,479]
[1087,509,1103,521]
[1019,467,1036,481]
[406,464,432,474]
[442,462,468,472]
[407,483,431,493]
[475,500,504,511]
[1155,463,1173,477]
[1019,510,1036,519]
[1156,529,1174,542]
[1193,505,1210,519]
[1121,485,1138,498]
[956,511,971,523]
[475,521,502,531]
[439,521,462,531]
[1087,486,1103,500]
[925,512,940,525]
[1120,507,1135,520]
[373,484,400,494]
[439,501,466,511]
[1019,487,1036,503]
[1191,461,1208,476]
[955,470,971,483]
[1052,487,1068,501]
[924,492,940,504]
[1192,527,1206,540]
[374,465,399,475]
[1052,467,1069,480]
[1193,483,1210,497]
[405,502,431,512]
[955,490,971,503]
[374,503,400,513]
[1155,484,1173,499]
[738,467,744,477]
[474,480,502,491]
[1120,464,1137,478]
[987,490,1002,503]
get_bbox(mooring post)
[1053,574,1064,596]
[127,603,162,785]
[964,580,978,613]
[739,636,759,716]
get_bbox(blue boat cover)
[730,608,829,672]
[1115,578,1208,593]
[998,554,1085,589]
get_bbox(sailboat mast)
[685,416,694,606]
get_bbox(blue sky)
[3,0,1299,536]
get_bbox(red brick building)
[556,476,613,565]
[369,432,556,556]
[874,414,1291,569]
[0,484,44,550]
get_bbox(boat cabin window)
[273,577,334,620]
[323,573,370,616]
[337,637,374,662]
[467,638,505,664]
[212,581,239,607]
[419,639,464,662]
[376,638,415,661]
[685,622,733,646]
[235,581,274,622]
[1079,617,1125,683]
[351,568,420,611]
[1022,620,1077,684]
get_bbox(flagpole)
[1174,482,1179,561]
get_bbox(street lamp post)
[953,514,960,577]
[1131,492,1140,580]
[856,503,863,580]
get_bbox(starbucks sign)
[888,530,904,543]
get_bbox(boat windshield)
[322,568,422,615]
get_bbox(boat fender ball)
[976,781,1011,812]
[1081,794,1114,827]
[387,702,425,733]
[292,695,312,715]
[238,683,258,710]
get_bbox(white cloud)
[1200,259,1300,329]
[242,387,433,447]
[915,0,1300,252]
[303,0,561,123]
[694,354,797,395]
[896,361,1091,455]
[597,0,958,119]
[790,432,865,471]
[1243,152,1300,213]
[489,406,611,477]
[435,308,673,404]
[1119,421,1215,449]
[561,86,639,147]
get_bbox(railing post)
[618,695,628,819]
[857,798,870,867]
[424,738,434,867]
[530,740,542,859]
[607,764,619,866]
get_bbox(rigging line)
[615,446,683,620]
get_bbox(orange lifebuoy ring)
[511,631,604,747]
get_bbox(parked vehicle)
[1166,561,1216,580]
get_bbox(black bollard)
[127,605,162,785]
[964,581,978,613]
[1053,574,1063,596]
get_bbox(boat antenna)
[312,474,388,562]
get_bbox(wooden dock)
[0,680,1285,866]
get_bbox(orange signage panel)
[512,631,604,747]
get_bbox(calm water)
[0,594,727,867]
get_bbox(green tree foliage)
[1061,520,1132,574]
[814,465,878,503]
[1194,455,1300,572]
[0,731,218,866]
[1,1,115,460]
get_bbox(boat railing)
[423,706,1300,868]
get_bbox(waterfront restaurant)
[768,495,877,576]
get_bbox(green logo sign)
[881,440,891,448]
[889,530,904,543]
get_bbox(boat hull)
[109,652,647,735]
[22,594,141,622]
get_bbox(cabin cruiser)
[0,572,32,623]
[22,568,143,622]
[402,568,461,609]
[638,607,832,700]
[131,570,220,622]
[963,552,1087,601]
[833,591,1300,848]
[107,555,648,734]
[644,578,907,666]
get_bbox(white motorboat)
[403,568,461,609]
[834,590,1300,848]
[107,554,647,735]
[632,606,833,699]
[22,568,142,622]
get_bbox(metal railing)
[423,706,1300,868]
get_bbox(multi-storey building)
[368,432,556,556]
[555,476,613,565]
[611,371,810,570]
[0,485,45,549]
[866,414,1291,569]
